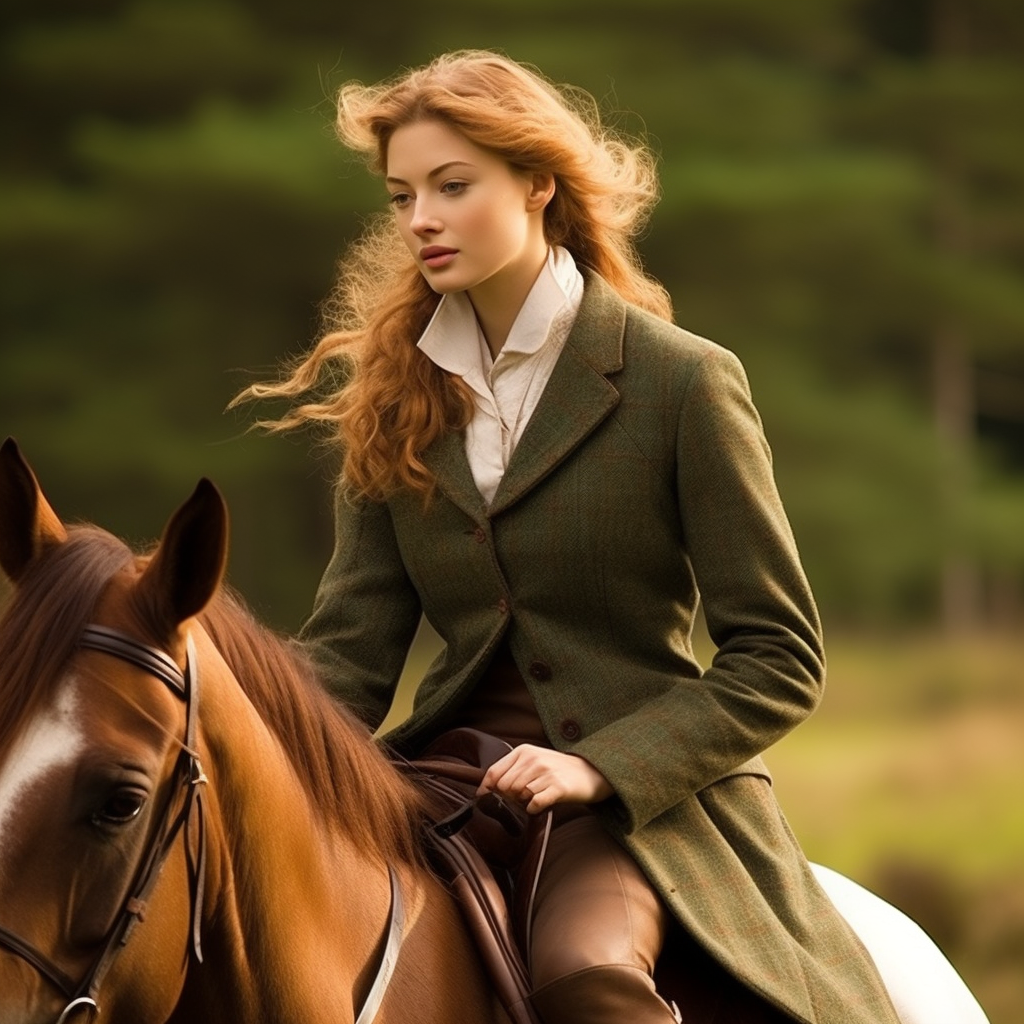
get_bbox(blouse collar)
[416,247,583,377]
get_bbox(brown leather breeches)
[523,810,679,1022]
[522,810,792,1023]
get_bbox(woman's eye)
[92,790,146,828]
[440,181,467,196]
[388,192,411,208]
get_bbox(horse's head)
[0,439,227,1024]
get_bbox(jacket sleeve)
[297,486,422,731]
[574,343,825,831]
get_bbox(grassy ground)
[768,632,1024,1024]
[391,626,1023,1024]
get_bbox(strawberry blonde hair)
[238,50,671,500]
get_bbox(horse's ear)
[0,437,68,582]
[136,478,229,635]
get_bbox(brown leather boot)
[530,963,681,1024]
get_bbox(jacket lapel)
[420,426,488,521]
[419,271,628,520]
[488,272,626,516]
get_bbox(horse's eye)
[92,789,147,828]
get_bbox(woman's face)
[385,119,552,306]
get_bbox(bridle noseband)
[0,625,208,1023]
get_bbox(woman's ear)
[526,172,556,212]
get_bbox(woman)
[243,50,901,1024]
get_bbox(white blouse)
[417,247,585,505]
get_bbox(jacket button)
[559,719,582,741]
[528,660,552,682]
[473,527,486,544]
[497,597,510,615]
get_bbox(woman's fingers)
[479,746,538,799]
[478,745,613,813]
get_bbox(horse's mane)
[0,526,426,866]
[197,589,426,864]
[0,526,134,752]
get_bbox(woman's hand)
[477,744,613,814]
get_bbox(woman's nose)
[410,199,440,235]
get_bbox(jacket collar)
[421,270,626,519]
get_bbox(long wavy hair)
[237,50,672,500]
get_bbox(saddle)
[402,728,547,1024]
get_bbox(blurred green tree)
[834,0,1024,630]
[1,0,1022,631]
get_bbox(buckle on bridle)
[54,997,98,1024]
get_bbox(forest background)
[1,0,1021,1020]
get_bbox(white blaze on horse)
[0,438,989,1024]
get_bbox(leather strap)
[81,634,206,1004]
[522,810,552,968]
[355,865,405,1024]
[79,625,186,696]
[0,926,79,997]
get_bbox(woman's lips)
[419,246,458,268]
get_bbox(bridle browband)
[0,625,208,1024]
[0,624,407,1024]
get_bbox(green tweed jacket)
[299,272,900,1024]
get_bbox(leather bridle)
[0,623,407,1024]
[0,625,208,1024]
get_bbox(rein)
[0,624,407,1024]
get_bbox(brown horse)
[0,439,507,1024]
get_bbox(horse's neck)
[178,635,506,1024]
[181,639,397,1022]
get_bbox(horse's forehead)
[0,676,85,862]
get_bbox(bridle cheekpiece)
[0,625,207,1023]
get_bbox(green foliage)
[1,0,1023,634]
